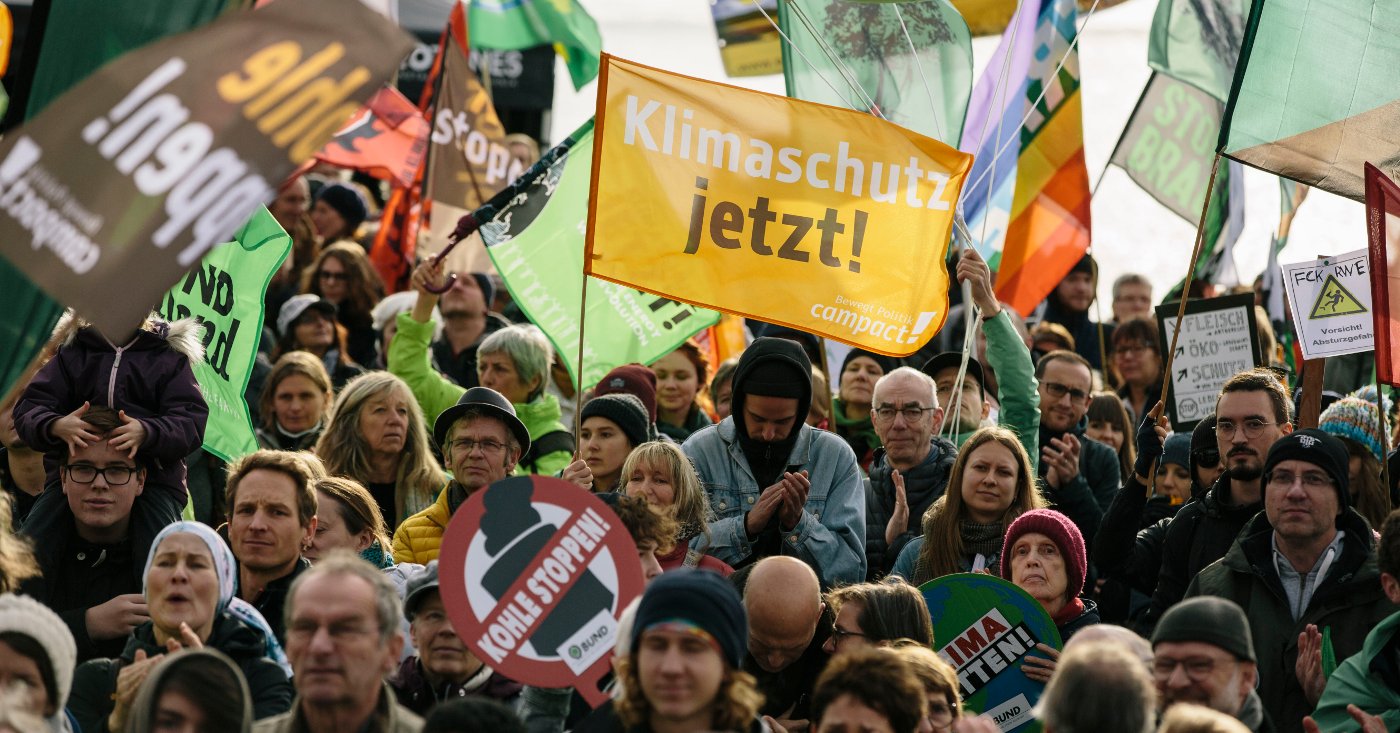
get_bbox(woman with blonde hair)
[622,441,732,576]
[315,372,445,530]
[891,640,962,733]
[891,426,1046,585]
[304,476,394,568]
[256,351,335,452]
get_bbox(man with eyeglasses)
[862,367,956,580]
[739,556,832,732]
[259,551,422,733]
[1150,597,1273,732]
[393,387,528,564]
[20,405,151,662]
[1185,429,1395,733]
[1033,351,1118,543]
[1148,369,1294,629]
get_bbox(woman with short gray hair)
[476,324,573,476]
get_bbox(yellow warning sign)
[1309,275,1368,319]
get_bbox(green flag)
[1147,0,1249,101]
[468,0,602,90]
[157,208,290,462]
[0,0,233,399]
[1219,0,1400,201]
[482,121,720,388]
[778,0,973,146]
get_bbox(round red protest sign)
[438,475,644,701]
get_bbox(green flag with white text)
[157,208,290,462]
[1219,0,1400,201]
[469,0,602,90]
[482,121,720,388]
[1147,0,1249,101]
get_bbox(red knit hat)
[1000,509,1087,600]
[595,364,658,423]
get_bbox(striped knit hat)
[1318,386,1391,463]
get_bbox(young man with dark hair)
[226,449,320,647]
[1033,350,1117,544]
[22,406,158,662]
[1147,368,1295,628]
[1187,430,1395,733]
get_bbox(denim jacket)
[683,418,866,587]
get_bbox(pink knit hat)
[1000,509,1087,600]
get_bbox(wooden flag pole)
[1157,153,1224,412]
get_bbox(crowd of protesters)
[3,171,1400,733]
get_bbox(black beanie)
[631,568,747,668]
[471,273,497,309]
[1262,428,1351,511]
[1152,596,1257,663]
[1068,253,1096,278]
[580,393,650,448]
[317,183,368,232]
[840,348,898,379]
[1191,414,1218,455]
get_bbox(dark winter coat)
[1094,474,1178,595]
[13,315,209,495]
[1145,473,1264,631]
[1186,509,1397,733]
[864,439,957,580]
[21,529,143,662]
[240,557,311,647]
[1036,419,1116,548]
[68,613,293,732]
[429,312,511,387]
[389,656,521,717]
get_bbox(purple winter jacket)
[13,315,209,492]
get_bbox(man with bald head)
[864,367,957,579]
[736,556,832,732]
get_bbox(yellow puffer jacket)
[392,484,452,565]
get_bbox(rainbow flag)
[958,0,1090,316]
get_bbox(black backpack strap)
[522,430,576,472]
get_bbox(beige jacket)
[253,682,423,733]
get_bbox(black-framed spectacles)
[1041,381,1089,403]
[872,405,938,422]
[1191,449,1220,468]
[830,625,868,642]
[64,464,136,485]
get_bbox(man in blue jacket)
[683,337,866,588]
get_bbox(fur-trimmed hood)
[54,309,206,363]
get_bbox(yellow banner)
[585,55,973,356]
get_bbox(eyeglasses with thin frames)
[830,624,868,643]
[451,438,507,455]
[1215,419,1276,440]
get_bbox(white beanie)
[0,594,77,709]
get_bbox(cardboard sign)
[1281,248,1375,360]
[438,476,644,707]
[585,55,973,357]
[1156,294,1260,431]
[0,0,413,335]
[920,574,1060,733]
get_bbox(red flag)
[313,86,429,188]
[1366,162,1400,386]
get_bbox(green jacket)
[388,313,572,476]
[1186,510,1397,733]
[1311,610,1400,732]
[950,310,1041,474]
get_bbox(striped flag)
[958,0,1090,316]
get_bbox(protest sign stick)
[1376,370,1392,492]
[1158,154,1223,409]
[1297,358,1325,429]
[575,277,589,438]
